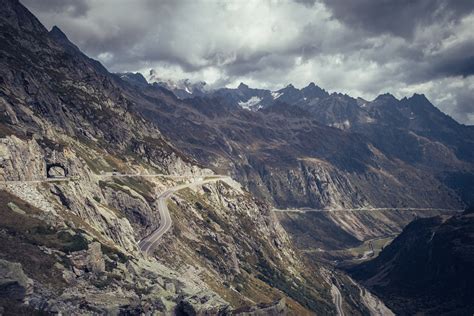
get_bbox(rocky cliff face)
[243,156,462,209]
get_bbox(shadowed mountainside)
[348,209,474,315]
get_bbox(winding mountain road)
[331,284,345,316]
[273,207,462,213]
[0,172,206,185]
[1,173,229,256]
[138,176,229,256]
[0,178,72,184]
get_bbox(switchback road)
[138,176,229,256]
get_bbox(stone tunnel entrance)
[46,163,68,178]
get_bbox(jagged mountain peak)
[116,72,149,87]
[237,82,249,90]
[0,0,46,34]
[374,92,398,102]
[399,93,432,107]
[303,82,322,90]
[302,82,329,99]
[49,25,67,39]
[280,83,297,91]
[48,25,81,53]
[408,93,430,103]
[147,74,208,99]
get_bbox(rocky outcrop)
[176,295,231,315]
[234,298,287,315]
[69,242,106,275]
[101,184,158,236]
[157,180,385,314]
[0,136,46,181]
[0,260,33,301]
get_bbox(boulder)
[234,298,287,315]
[164,282,175,294]
[0,259,34,301]
[69,241,105,274]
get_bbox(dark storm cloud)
[429,53,474,79]
[20,0,474,124]
[393,40,474,84]
[319,0,474,38]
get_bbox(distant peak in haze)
[374,93,398,102]
[117,72,149,87]
[120,72,451,121]
[302,82,328,99]
[146,71,208,99]
[50,25,66,37]
[409,93,429,101]
[238,82,249,90]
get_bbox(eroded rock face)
[101,185,158,237]
[158,180,356,314]
[238,156,463,210]
[0,136,46,181]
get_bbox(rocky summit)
[0,0,473,315]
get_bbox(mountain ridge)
[116,73,473,210]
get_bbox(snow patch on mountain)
[238,96,262,110]
[146,69,208,99]
[271,91,283,100]
[331,120,351,130]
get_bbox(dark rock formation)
[349,211,474,315]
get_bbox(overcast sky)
[23,0,474,124]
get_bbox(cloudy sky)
[23,0,474,124]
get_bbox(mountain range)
[118,72,474,210]
[0,0,473,314]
